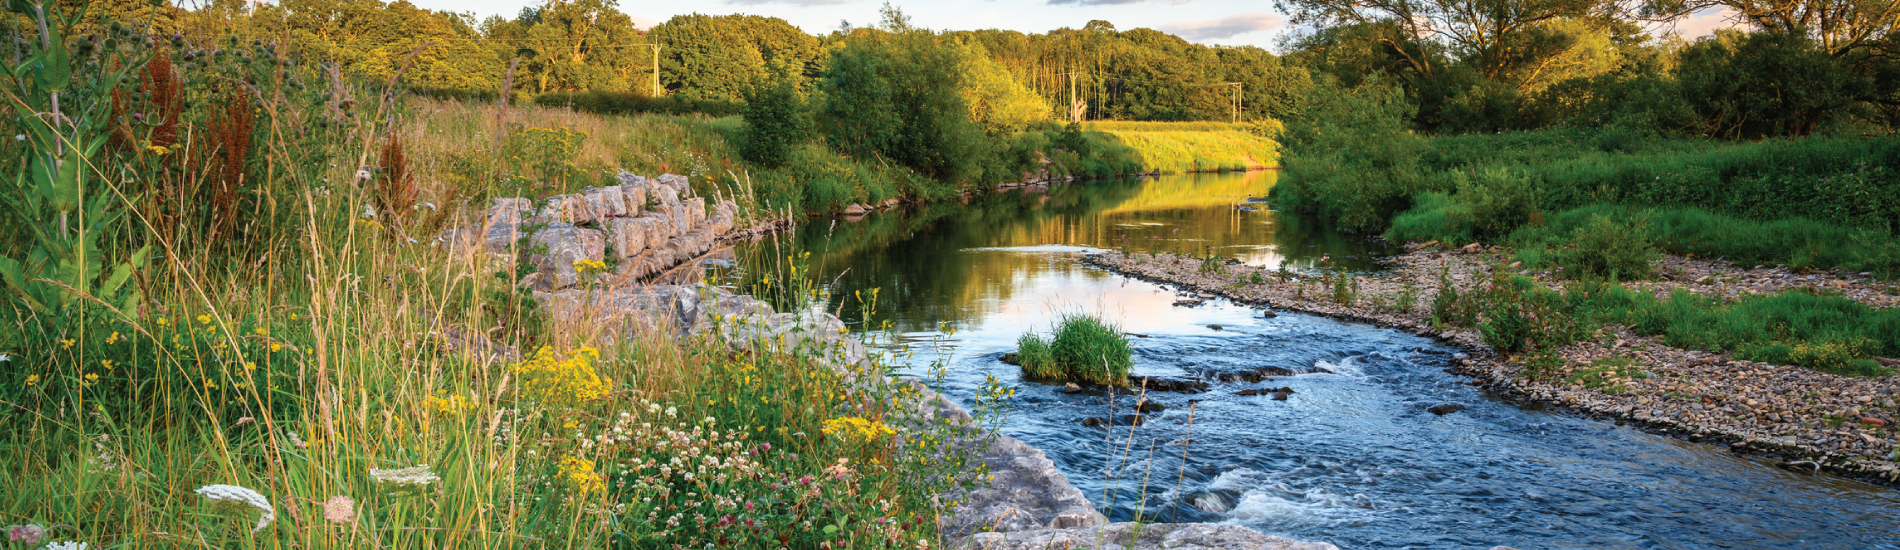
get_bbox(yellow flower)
[557,455,603,493]
[106,331,121,344]
[84,373,99,383]
[270,343,283,352]
[572,258,608,274]
[156,317,170,327]
[513,347,609,407]
[24,374,39,386]
[145,143,170,156]
[58,339,75,350]
[101,359,114,371]
[197,314,212,325]
[253,326,269,336]
[243,362,257,372]
[821,417,895,443]
[424,394,474,415]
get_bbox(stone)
[586,187,627,218]
[1061,383,1082,394]
[527,223,607,290]
[1082,417,1107,427]
[609,217,664,259]
[1861,417,1888,428]
[1262,309,1278,318]
[843,203,869,216]
[1272,391,1291,401]
[557,194,597,224]
[1428,403,1466,415]
[1208,324,1224,331]
[1136,401,1165,413]
[1461,242,1483,254]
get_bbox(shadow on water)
[723,172,1900,550]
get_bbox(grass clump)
[1016,314,1134,385]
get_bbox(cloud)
[630,15,658,30]
[725,0,861,5]
[1674,7,1740,38]
[1157,12,1284,42]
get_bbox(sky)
[402,0,1741,51]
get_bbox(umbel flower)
[42,542,88,550]
[8,524,45,545]
[194,484,276,533]
[370,464,440,490]
[322,496,357,524]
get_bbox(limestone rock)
[609,217,665,259]
[589,186,628,218]
[527,223,606,290]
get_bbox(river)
[723,171,1900,549]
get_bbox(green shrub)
[1449,166,1541,241]
[1552,213,1657,280]
[738,80,809,168]
[533,91,743,117]
[1016,314,1133,385]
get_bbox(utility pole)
[1227,82,1242,124]
[648,42,663,97]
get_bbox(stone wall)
[440,173,740,291]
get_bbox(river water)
[726,171,1900,549]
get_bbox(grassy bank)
[0,28,994,549]
[1274,126,1900,278]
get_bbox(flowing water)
[725,172,1900,549]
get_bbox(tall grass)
[0,20,995,549]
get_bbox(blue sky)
[405,0,1740,52]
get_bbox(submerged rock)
[1428,403,1466,415]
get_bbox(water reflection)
[733,171,1391,333]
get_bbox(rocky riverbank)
[1087,248,1900,485]
[500,281,1337,549]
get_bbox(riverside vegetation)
[0,3,1032,549]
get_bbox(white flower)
[0,353,9,361]
[286,431,305,448]
[194,484,275,533]
[42,541,87,550]
[12,135,22,141]
[370,464,440,488]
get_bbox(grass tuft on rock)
[1016,314,1133,385]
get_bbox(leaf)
[822,524,838,535]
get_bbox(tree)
[1677,30,1871,137]
[650,14,823,101]
[739,80,808,168]
[1273,0,1635,79]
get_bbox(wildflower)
[270,343,283,352]
[370,464,440,489]
[145,143,170,156]
[194,484,276,533]
[105,332,121,344]
[423,394,473,415]
[42,542,86,550]
[84,373,98,383]
[8,524,45,545]
[322,496,356,524]
[197,314,212,325]
[0,353,8,362]
[573,258,608,274]
[253,326,268,336]
[558,455,604,492]
[58,339,75,350]
[821,417,895,443]
[513,347,610,407]
[12,135,22,141]
[24,374,38,386]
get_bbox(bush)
[738,80,809,168]
[1552,213,1657,280]
[1016,314,1133,385]
[533,91,743,117]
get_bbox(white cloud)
[1046,0,1185,4]
[1156,11,1283,42]
[631,15,659,30]
[1675,7,1740,38]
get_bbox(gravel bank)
[1087,248,1900,485]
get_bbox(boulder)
[559,194,599,224]
[609,217,665,259]
[843,203,869,216]
[589,186,628,218]
[527,223,606,290]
